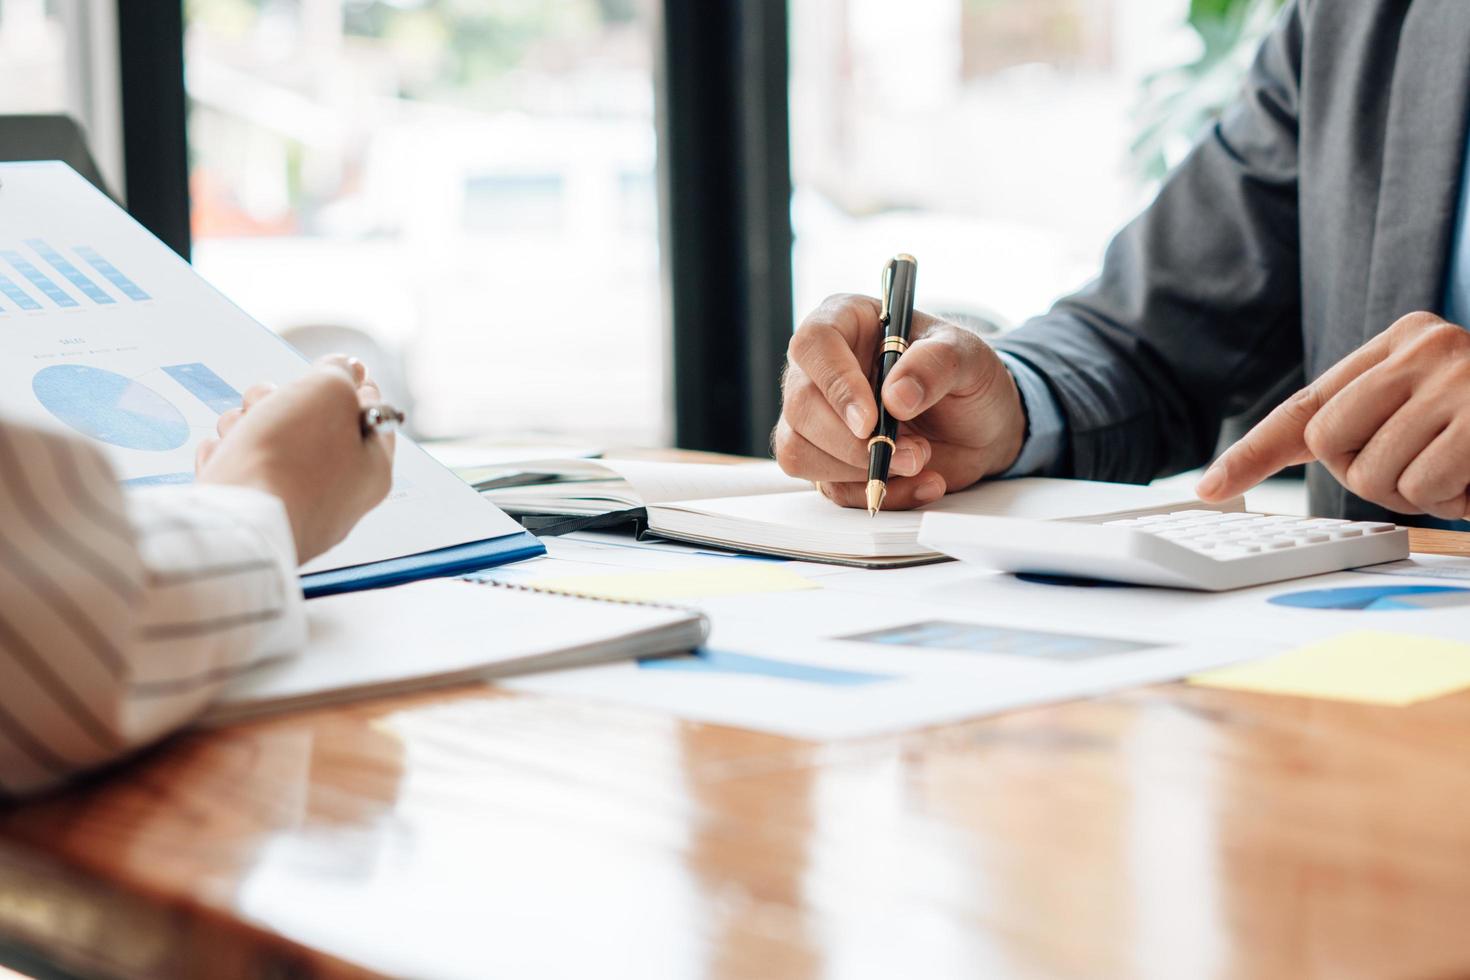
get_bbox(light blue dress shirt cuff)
[995,351,1068,478]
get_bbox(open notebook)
[486,460,1243,568]
[203,578,708,724]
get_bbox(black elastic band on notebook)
[517,508,649,539]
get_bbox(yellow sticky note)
[1189,631,1470,706]
[533,564,820,602]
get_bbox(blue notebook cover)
[301,530,545,599]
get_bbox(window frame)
[116,1,191,260]
[656,0,794,455]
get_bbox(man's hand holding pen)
[773,291,1028,510]
[862,255,919,515]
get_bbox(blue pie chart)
[32,364,190,452]
[1269,584,1470,611]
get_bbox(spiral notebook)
[203,578,708,724]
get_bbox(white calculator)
[918,510,1410,591]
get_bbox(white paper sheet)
[598,459,807,504]
[0,163,524,574]
[483,536,1277,739]
[206,578,707,723]
[645,476,1238,561]
[420,442,602,471]
[497,541,1470,739]
[1354,555,1470,581]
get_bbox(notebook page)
[206,579,705,720]
[598,459,809,505]
[647,478,1224,557]
[652,490,923,546]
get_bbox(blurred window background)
[0,1,68,114]
[184,0,661,443]
[0,1,130,243]
[790,0,1199,333]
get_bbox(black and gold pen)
[866,253,917,516]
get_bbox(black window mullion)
[116,1,191,261]
[657,0,793,456]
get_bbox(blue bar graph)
[26,240,113,305]
[846,620,1156,662]
[122,473,195,487]
[72,246,149,301]
[163,363,243,415]
[638,648,893,686]
[0,272,40,311]
[0,250,76,308]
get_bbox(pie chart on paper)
[1268,585,1470,611]
[32,364,190,452]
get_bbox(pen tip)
[866,480,886,517]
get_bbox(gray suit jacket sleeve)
[992,1,1306,484]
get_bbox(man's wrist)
[994,351,1069,478]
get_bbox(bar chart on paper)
[0,240,150,311]
[844,621,1159,661]
[1268,585,1470,611]
[638,649,894,686]
[0,270,42,311]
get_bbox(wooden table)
[3,529,1470,979]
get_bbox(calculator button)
[1329,528,1363,539]
[1290,533,1330,544]
[1260,538,1294,550]
[1347,522,1397,534]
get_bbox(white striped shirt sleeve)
[0,416,306,797]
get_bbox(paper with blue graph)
[0,162,537,593]
[483,535,1269,739]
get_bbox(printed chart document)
[483,536,1271,739]
[205,578,708,724]
[0,163,539,593]
[488,459,1242,567]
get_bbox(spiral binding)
[464,575,699,615]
